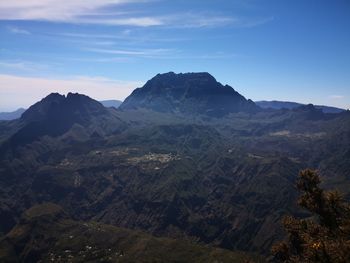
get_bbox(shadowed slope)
[0,203,257,263]
[120,72,258,117]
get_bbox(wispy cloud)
[6,26,31,35]
[0,0,161,26]
[0,0,163,27]
[0,1,270,29]
[68,57,130,63]
[329,95,344,99]
[78,46,237,60]
[161,13,234,28]
[54,32,189,44]
[0,60,49,71]
[85,47,176,57]
[160,13,272,29]
[81,17,163,27]
[0,74,142,111]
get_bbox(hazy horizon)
[0,82,348,113]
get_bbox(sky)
[0,0,349,111]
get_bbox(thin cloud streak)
[53,32,190,44]
[160,13,235,28]
[159,13,273,29]
[79,17,163,27]
[85,47,175,57]
[59,56,131,63]
[0,0,161,27]
[0,1,271,28]
[329,95,344,100]
[6,26,31,35]
[0,74,142,111]
[0,60,49,71]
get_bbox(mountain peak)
[21,92,107,123]
[294,103,318,112]
[6,93,121,146]
[153,71,216,81]
[146,72,219,91]
[120,72,257,117]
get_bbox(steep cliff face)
[120,72,258,117]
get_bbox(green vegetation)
[0,203,258,263]
[272,169,350,262]
[0,89,349,259]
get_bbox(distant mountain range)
[1,77,346,121]
[0,108,26,120]
[0,72,349,262]
[256,100,345,113]
[100,99,123,108]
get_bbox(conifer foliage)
[272,169,350,262]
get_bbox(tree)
[271,169,350,262]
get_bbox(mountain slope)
[0,203,256,263]
[0,100,123,121]
[1,93,126,148]
[21,92,108,123]
[0,73,349,258]
[0,108,26,121]
[256,100,345,113]
[100,99,123,108]
[120,72,258,117]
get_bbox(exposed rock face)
[120,72,258,117]
[6,93,124,146]
[22,92,108,123]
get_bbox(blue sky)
[0,0,349,111]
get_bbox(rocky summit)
[120,72,258,117]
[21,92,108,123]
